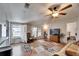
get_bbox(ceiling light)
[52,12,59,17]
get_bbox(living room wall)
[27,16,79,42]
[49,16,79,42]
[50,17,77,36]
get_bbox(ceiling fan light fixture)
[52,12,59,17]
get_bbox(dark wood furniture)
[49,28,60,43]
[27,38,37,43]
[0,49,12,56]
[0,46,12,56]
[50,35,60,43]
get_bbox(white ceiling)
[0,3,79,23]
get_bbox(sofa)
[65,44,79,56]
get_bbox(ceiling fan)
[46,4,72,18]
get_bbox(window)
[2,24,6,37]
[38,28,41,37]
[12,25,22,37]
[67,22,77,36]
[32,27,41,37]
[32,27,37,37]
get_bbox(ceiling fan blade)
[59,4,72,11]
[59,13,67,15]
[48,4,61,11]
[45,14,52,16]
[48,7,53,11]
[53,5,61,11]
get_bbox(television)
[50,29,60,35]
